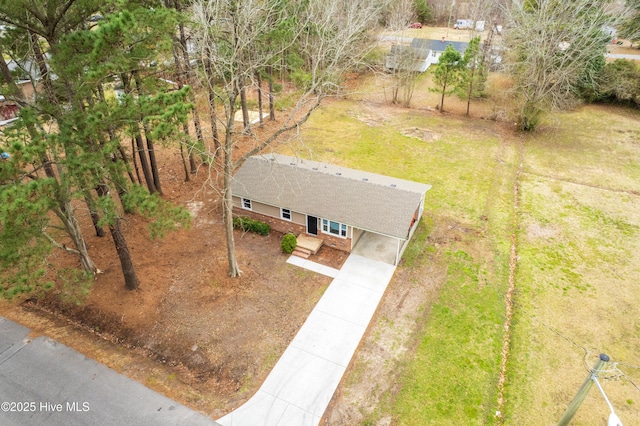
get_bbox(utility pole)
[446,0,455,39]
[557,353,610,426]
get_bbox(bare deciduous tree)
[387,45,422,107]
[502,0,630,131]
[190,0,385,277]
[386,0,417,30]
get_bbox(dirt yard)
[0,137,355,419]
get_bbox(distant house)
[386,38,473,73]
[231,153,431,265]
[0,95,19,126]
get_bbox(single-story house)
[385,44,433,73]
[231,153,432,265]
[386,38,474,73]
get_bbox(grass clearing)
[392,247,507,425]
[503,107,640,424]
[280,82,640,423]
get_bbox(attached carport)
[351,231,400,265]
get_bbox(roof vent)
[362,178,368,181]
[391,184,397,187]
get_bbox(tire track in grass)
[495,139,523,424]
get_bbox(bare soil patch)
[401,127,441,142]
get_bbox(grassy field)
[277,71,640,425]
[505,106,640,424]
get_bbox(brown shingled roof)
[231,154,431,239]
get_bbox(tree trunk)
[256,71,264,127]
[133,132,157,193]
[96,184,139,289]
[168,26,192,182]
[240,85,250,134]
[122,73,156,193]
[39,133,98,273]
[132,71,162,194]
[224,95,240,277]
[143,128,162,194]
[131,137,143,185]
[179,140,190,181]
[109,219,139,290]
[440,70,448,113]
[84,191,105,237]
[52,202,98,274]
[118,145,136,184]
[392,73,399,104]
[30,31,55,102]
[96,85,136,203]
[203,47,221,158]
[178,28,204,174]
[466,67,474,117]
[169,11,200,176]
[268,66,275,121]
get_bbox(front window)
[321,219,347,238]
[242,198,252,210]
[281,208,291,221]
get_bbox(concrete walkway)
[0,317,218,426]
[286,255,340,278]
[218,254,397,426]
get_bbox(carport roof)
[231,154,431,239]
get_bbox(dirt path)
[494,139,524,423]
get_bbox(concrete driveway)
[218,254,397,426]
[0,317,218,426]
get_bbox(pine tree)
[0,3,191,295]
[431,44,463,113]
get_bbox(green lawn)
[278,99,640,424]
[505,106,640,424]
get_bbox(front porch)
[291,234,324,259]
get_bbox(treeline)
[0,0,384,296]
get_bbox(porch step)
[292,247,312,259]
[296,234,323,254]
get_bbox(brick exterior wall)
[320,233,351,252]
[233,207,353,252]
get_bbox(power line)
[613,364,640,395]
[521,311,640,383]
[617,362,640,370]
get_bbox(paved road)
[218,254,397,426]
[0,317,218,426]
[605,53,640,60]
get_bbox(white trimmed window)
[242,198,252,210]
[321,219,347,238]
[281,208,292,221]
